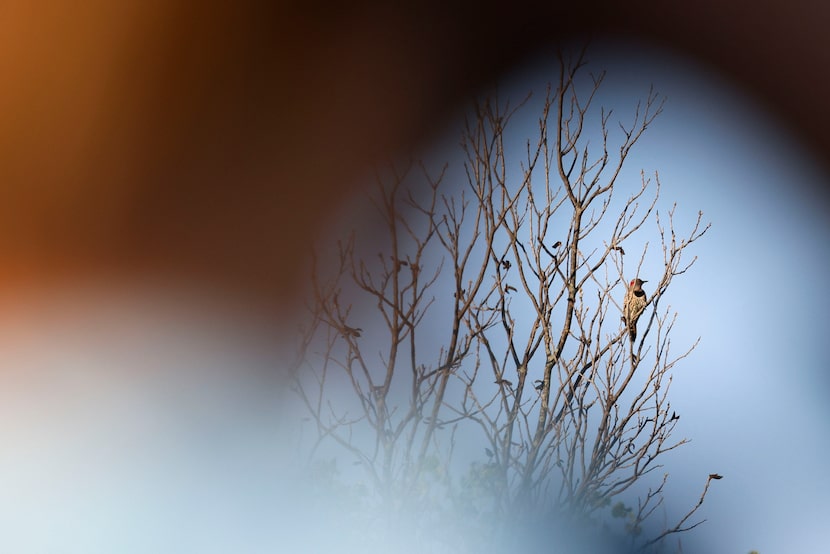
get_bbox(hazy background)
[0,2,828,553]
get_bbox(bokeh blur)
[0,1,828,553]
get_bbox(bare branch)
[294,50,712,552]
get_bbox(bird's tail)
[622,316,637,343]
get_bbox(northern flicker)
[623,278,648,342]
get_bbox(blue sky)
[545,40,830,552]
[307,40,830,552]
[401,39,830,551]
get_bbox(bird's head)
[630,278,647,288]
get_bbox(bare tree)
[293,50,712,552]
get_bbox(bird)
[341,325,362,338]
[623,278,648,342]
